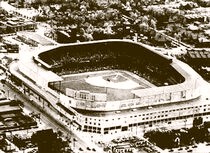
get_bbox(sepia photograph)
[1,0,210,152]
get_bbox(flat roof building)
[8,39,210,141]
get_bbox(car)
[178,147,183,150]
[28,148,37,153]
[185,146,190,150]
[168,149,174,152]
[187,149,192,152]
[92,148,96,151]
[148,106,153,109]
[0,79,5,83]
[87,147,91,150]
[26,143,35,148]
[79,148,83,151]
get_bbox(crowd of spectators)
[39,41,184,86]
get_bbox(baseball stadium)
[9,39,208,139]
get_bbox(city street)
[0,80,101,153]
[2,1,210,153]
[163,142,210,153]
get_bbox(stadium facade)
[8,39,210,140]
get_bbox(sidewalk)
[6,62,105,153]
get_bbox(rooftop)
[17,31,55,46]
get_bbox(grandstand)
[34,39,187,109]
[11,39,203,140]
[37,40,185,87]
[31,40,200,112]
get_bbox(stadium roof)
[35,39,172,69]
[19,61,63,83]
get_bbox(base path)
[85,75,141,89]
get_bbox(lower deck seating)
[39,41,185,86]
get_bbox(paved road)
[163,142,210,153]
[0,81,101,153]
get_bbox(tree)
[18,0,25,8]
[193,117,203,127]
[144,129,177,149]
[31,129,64,153]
